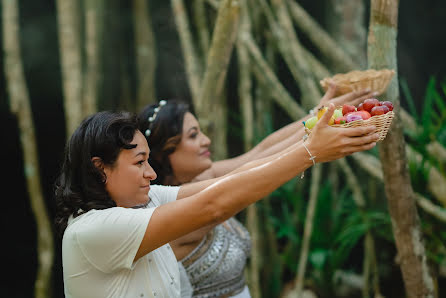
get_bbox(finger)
[319,103,335,125]
[342,125,377,137]
[344,142,377,155]
[333,88,374,105]
[321,81,337,102]
[346,133,380,147]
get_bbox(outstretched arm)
[134,104,380,260]
[196,85,378,180]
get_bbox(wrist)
[299,136,317,178]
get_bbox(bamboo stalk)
[56,0,84,136]
[240,33,306,119]
[193,0,211,57]
[133,0,157,110]
[415,194,446,222]
[303,49,332,81]
[196,0,240,160]
[336,158,366,208]
[286,0,357,72]
[295,163,323,296]
[171,0,203,103]
[2,1,54,297]
[83,0,104,115]
[197,0,240,113]
[237,4,261,297]
[266,0,322,108]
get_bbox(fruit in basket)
[305,116,318,129]
[349,110,371,120]
[346,114,363,123]
[371,105,390,116]
[362,98,380,112]
[333,108,343,120]
[334,116,347,124]
[358,103,364,111]
[381,101,394,111]
[342,104,356,116]
[317,107,328,119]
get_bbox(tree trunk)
[2,1,54,297]
[196,0,240,160]
[171,0,202,103]
[56,0,84,136]
[133,0,157,110]
[83,0,104,115]
[368,1,436,297]
[237,4,261,297]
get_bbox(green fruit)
[305,116,318,129]
[333,109,343,120]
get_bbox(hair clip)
[145,100,167,138]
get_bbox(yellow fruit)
[329,116,335,125]
[317,107,328,119]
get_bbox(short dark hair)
[54,111,139,235]
[138,100,190,185]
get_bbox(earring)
[102,175,107,184]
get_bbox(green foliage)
[401,77,446,174]
[266,174,393,297]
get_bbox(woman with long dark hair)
[137,86,376,297]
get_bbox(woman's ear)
[91,157,107,183]
[91,157,104,171]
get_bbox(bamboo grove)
[2,0,446,297]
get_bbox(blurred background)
[1,0,446,297]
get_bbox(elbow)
[207,204,227,226]
[203,198,228,226]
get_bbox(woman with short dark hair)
[56,103,379,298]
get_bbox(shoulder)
[149,184,180,205]
[65,207,154,239]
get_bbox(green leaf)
[400,77,418,121]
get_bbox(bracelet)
[300,135,316,179]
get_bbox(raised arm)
[196,85,378,180]
[134,104,379,260]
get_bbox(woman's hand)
[306,103,380,163]
[316,80,378,111]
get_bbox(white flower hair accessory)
[145,100,167,137]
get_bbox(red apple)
[381,101,394,111]
[348,110,371,120]
[342,104,356,116]
[370,105,390,116]
[357,103,364,111]
[362,98,380,112]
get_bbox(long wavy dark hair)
[138,100,190,185]
[54,111,139,236]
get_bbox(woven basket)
[320,69,395,96]
[332,111,395,141]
